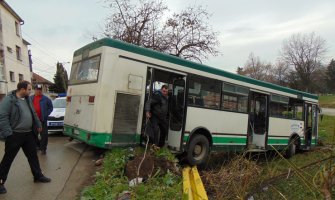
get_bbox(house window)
[10,71,15,82]
[15,21,20,36]
[0,67,4,80]
[19,74,23,82]
[16,46,21,60]
[7,47,13,53]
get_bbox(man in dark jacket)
[145,85,169,147]
[0,81,51,194]
[31,84,53,154]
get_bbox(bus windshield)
[69,55,101,84]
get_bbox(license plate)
[48,122,63,126]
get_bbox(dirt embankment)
[125,153,180,181]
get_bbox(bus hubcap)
[194,144,202,155]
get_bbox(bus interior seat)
[195,97,204,106]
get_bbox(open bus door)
[248,91,269,150]
[142,67,186,151]
[304,103,318,148]
[167,77,186,151]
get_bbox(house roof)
[32,73,53,85]
[23,39,31,45]
[0,0,24,24]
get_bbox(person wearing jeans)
[0,81,51,194]
[30,84,53,154]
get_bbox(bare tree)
[162,6,220,62]
[326,59,335,93]
[104,0,167,51]
[238,53,272,82]
[313,65,328,94]
[279,32,327,92]
[103,0,220,62]
[271,61,290,86]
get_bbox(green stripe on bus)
[313,138,317,145]
[267,138,289,144]
[184,134,291,145]
[74,38,317,100]
[213,137,246,144]
[64,125,137,148]
[183,135,189,142]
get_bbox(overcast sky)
[6,0,335,81]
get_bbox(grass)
[202,114,335,200]
[254,148,335,200]
[81,147,182,200]
[81,114,335,200]
[252,114,335,200]
[319,95,335,108]
[318,115,335,145]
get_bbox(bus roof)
[74,38,318,100]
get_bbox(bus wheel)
[186,134,210,166]
[285,138,297,158]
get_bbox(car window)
[53,98,66,108]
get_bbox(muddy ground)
[124,153,180,181]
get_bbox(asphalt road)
[0,134,100,200]
[322,108,335,116]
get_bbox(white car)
[47,97,66,133]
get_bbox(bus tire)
[285,138,297,158]
[186,134,210,166]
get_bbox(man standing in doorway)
[145,85,169,147]
[0,81,51,194]
[31,84,53,155]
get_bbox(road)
[0,134,100,200]
[322,108,335,116]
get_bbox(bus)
[64,38,319,165]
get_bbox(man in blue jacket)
[31,84,53,155]
[0,81,51,194]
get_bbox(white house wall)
[0,3,31,94]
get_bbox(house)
[0,0,32,101]
[32,72,53,93]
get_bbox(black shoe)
[34,175,51,183]
[0,184,7,194]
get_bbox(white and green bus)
[64,38,319,165]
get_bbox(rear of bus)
[64,40,144,149]
[63,45,106,147]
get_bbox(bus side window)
[188,95,194,105]
[195,96,204,106]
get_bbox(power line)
[33,64,55,74]
[22,31,60,63]
[0,14,60,66]
[32,56,56,70]
[3,54,55,76]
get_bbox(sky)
[5,0,335,81]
